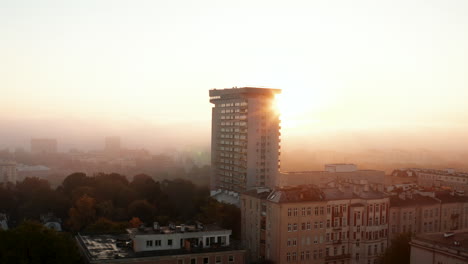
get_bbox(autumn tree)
[68,194,96,231]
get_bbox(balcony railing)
[325,254,351,261]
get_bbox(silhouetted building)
[209,87,281,195]
[31,138,57,154]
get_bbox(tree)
[380,232,412,264]
[127,200,156,223]
[0,221,82,264]
[85,217,128,234]
[129,217,143,228]
[68,194,96,231]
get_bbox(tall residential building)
[30,138,57,154]
[209,87,281,193]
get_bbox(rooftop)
[76,234,244,262]
[265,184,387,203]
[127,223,228,236]
[412,231,468,255]
[390,194,439,207]
[209,87,281,99]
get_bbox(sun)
[274,90,324,129]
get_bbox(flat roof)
[412,231,468,255]
[76,234,244,262]
[209,87,281,97]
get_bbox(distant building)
[105,136,121,156]
[279,164,386,192]
[209,87,281,194]
[410,231,468,264]
[16,164,51,181]
[242,182,390,264]
[397,168,468,193]
[76,222,245,264]
[31,138,57,154]
[0,161,17,184]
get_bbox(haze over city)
[1,0,468,157]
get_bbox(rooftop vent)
[444,232,454,238]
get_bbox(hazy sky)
[1,0,468,152]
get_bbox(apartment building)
[76,222,245,264]
[241,182,389,264]
[396,168,468,193]
[388,191,468,242]
[209,87,281,194]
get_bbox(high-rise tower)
[209,87,282,193]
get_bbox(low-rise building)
[76,222,245,264]
[410,231,468,264]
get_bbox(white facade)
[209,87,281,193]
[130,227,231,253]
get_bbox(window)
[288,208,292,216]
[315,207,319,215]
[155,240,161,246]
[327,205,331,214]
[302,207,306,216]
[146,240,153,247]
[293,223,298,231]
[313,250,317,259]
[368,245,372,255]
[300,251,304,260]
[307,222,311,230]
[204,257,209,264]
[288,223,292,232]
[306,251,310,260]
[168,239,173,246]
[294,208,298,216]
[228,256,234,263]
[320,221,323,229]
[319,249,323,258]
[191,259,197,264]
[374,244,378,255]
[292,252,297,261]
[178,260,184,264]
[286,253,291,262]
[320,207,324,215]
[314,222,318,229]
[307,207,312,215]
[302,223,305,230]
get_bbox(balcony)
[332,240,342,245]
[325,254,351,261]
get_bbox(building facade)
[241,183,390,264]
[209,87,281,193]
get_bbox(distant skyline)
[1,0,468,152]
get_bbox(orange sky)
[1,0,467,152]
